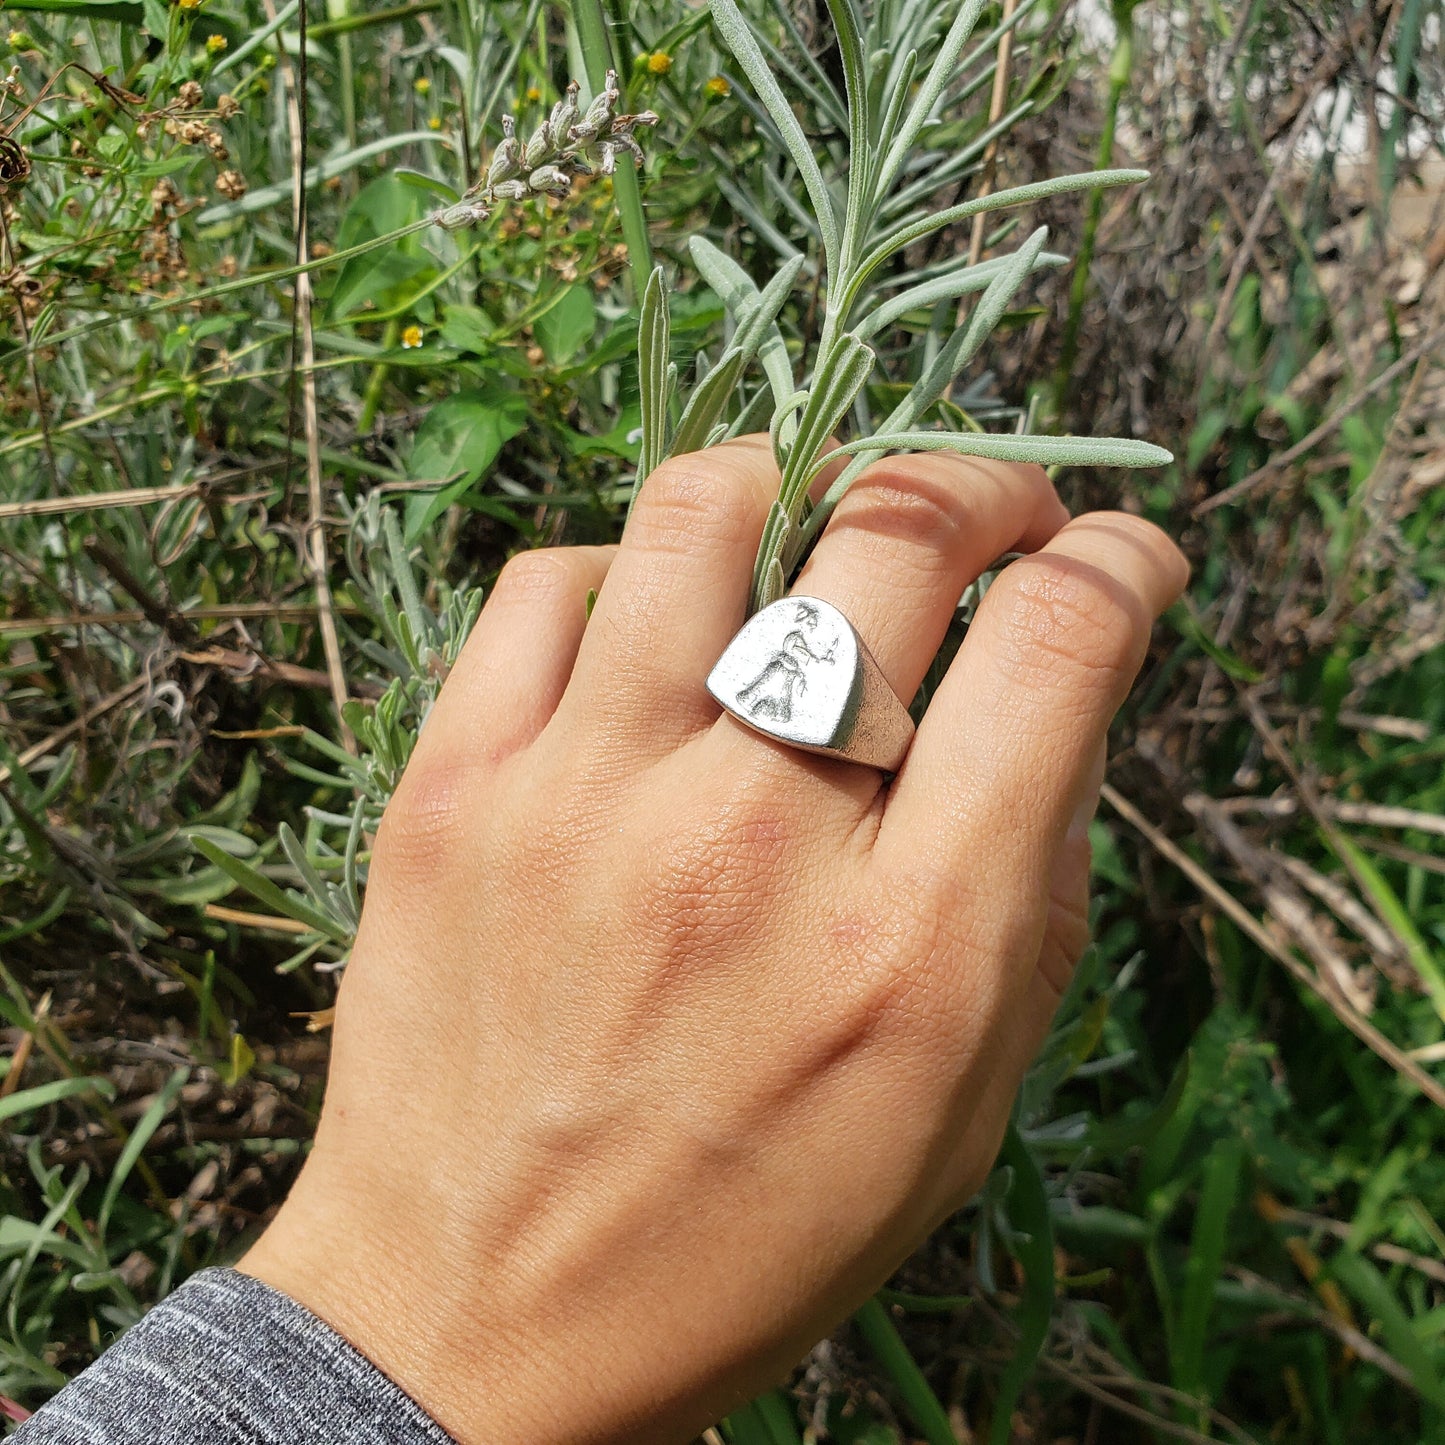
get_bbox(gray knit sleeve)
[13,1268,456,1444]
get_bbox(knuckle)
[988,558,1148,688]
[626,458,745,559]
[819,877,966,1053]
[372,747,473,881]
[491,548,580,603]
[839,473,964,559]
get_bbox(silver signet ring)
[706,595,916,772]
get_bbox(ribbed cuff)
[15,1268,456,1444]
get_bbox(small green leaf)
[326,174,436,319]
[812,430,1173,475]
[405,388,528,540]
[190,836,351,944]
[689,237,796,414]
[224,1033,257,1087]
[635,267,673,498]
[438,305,493,355]
[534,286,597,366]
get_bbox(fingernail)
[1068,787,1100,842]
[1067,744,1108,840]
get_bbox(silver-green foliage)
[635,0,1171,613]
[191,500,484,970]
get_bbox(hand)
[241,439,1187,1445]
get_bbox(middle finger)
[793,454,1067,704]
[707,452,1068,778]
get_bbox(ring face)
[707,596,915,771]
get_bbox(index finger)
[877,512,1187,882]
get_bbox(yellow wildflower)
[176,0,201,10]
[8,29,32,48]
[414,76,430,95]
[428,115,442,130]
[525,85,541,102]
[401,325,423,349]
[206,33,227,51]
[646,51,672,75]
[703,75,730,99]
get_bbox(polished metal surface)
[707,595,915,771]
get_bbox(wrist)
[239,1149,727,1445]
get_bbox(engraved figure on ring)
[737,601,839,723]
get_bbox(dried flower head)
[432,70,656,233]
[434,198,492,231]
[178,80,204,109]
[215,169,246,200]
[215,92,240,119]
[0,135,30,188]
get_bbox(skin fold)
[241,438,1189,1444]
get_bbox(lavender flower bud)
[526,165,572,197]
[523,119,555,170]
[485,114,523,191]
[548,80,580,143]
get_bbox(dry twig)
[1101,782,1445,1111]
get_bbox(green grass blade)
[1329,1250,1445,1412]
[855,248,1068,342]
[751,1389,804,1445]
[807,431,1173,479]
[97,1068,189,1239]
[211,0,299,74]
[724,1394,802,1445]
[190,836,351,944]
[989,1123,1055,1445]
[196,132,452,225]
[855,1294,960,1445]
[1084,1049,1192,1154]
[0,1077,117,1125]
[872,0,988,202]
[670,350,748,458]
[689,238,798,414]
[851,170,1148,307]
[1328,831,1445,1022]
[1171,1135,1244,1403]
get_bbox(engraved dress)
[737,628,835,723]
